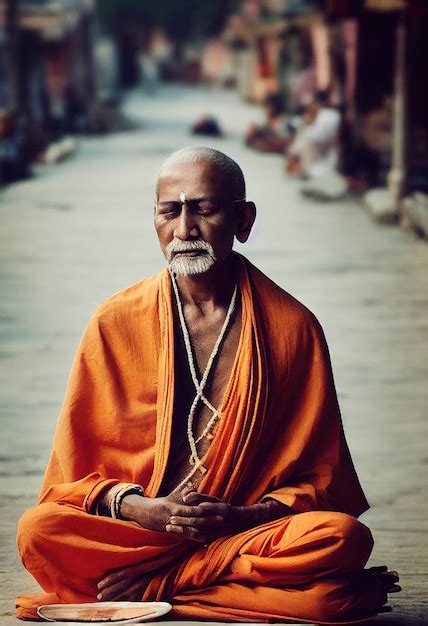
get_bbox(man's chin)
[168,254,216,277]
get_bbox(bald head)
[156,146,246,201]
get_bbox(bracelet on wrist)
[104,483,144,519]
[114,484,144,520]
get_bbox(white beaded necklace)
[169,269,238,487]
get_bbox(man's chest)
[174,307,242,416]
[158,307,242,495]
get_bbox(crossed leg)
[17,503,394,623]
[17,502,189,604]
[168,511,389,623]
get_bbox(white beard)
[169,253,216,276]
[166,239,216,276]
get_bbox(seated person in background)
[191,115,223,138]
[286,91,341,179]
[245,92,289,154]
[17,146,400,623]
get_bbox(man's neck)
[173,254,238,314]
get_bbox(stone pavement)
[0,85,427,625]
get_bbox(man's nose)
[174,206,199,240]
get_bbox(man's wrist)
[94,484,144,519]
[232,501,277,530]
[251,500,278,525]
[261,498,295,521]
[120,493,146,522]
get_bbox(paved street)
[1,84,427,625]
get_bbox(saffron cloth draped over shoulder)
[17,255,371,622]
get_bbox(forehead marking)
[179,191,186,203]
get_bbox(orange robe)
[17,257,384,623]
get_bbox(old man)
[17,146,399,623]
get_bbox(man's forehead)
[157,160,224,192]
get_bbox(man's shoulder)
[247,260,328,364]
[91,271,164,326]
[248,260,321,335]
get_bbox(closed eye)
[196,201,219,215]
[156,202,181,216]
[155,198,222,217]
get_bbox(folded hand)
[164,491,253,544]
[120,484,207,535]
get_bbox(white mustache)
[166,238,215,260]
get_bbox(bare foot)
[97,562,154,601]
[366,565,401,613]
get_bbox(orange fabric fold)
[16,255,370,622]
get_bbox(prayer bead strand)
[170,270,237,469]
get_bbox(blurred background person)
[246,91,289,153]
[286,90,341,179]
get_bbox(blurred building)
[1,0,96,182]
[328,0,428,199]
[2,0,427,203]
[223,0,427,197]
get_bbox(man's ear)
[235,201,256,243]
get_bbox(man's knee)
[17,502,61,563]
[328,512,373,550]
[325,512,373,567]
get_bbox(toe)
[368,565,388,573]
